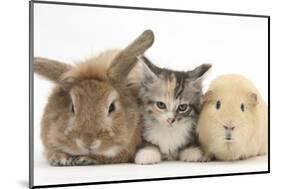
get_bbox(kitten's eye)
[178,104,188,112]
[241,103,245,112]
[156,101,166,109]
[216,100,221,110]
[108,102,115,114]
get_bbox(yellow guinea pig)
[197,74,268,161]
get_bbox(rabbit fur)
[34,30,154,166]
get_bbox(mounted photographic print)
[29,1,270,188]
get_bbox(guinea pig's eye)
[156,101,166,109]
[241,103,245,112]
[178,104,189,113]
[108,102,115,114]
[216,100,221,110]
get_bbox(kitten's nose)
[167,117,175,124]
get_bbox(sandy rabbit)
[34,30,154,166]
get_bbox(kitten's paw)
[179,147,203,162]
[135,146,161,165]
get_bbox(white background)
[0,0,278,189]
[34,3,268,98]
[33,1,268,186]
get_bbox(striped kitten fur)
[134,57,211,164]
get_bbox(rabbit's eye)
[241,103,245,112]
[108,102,115,114]
[216,100,221,110]
[71,104,75,113]
[156,101,166,109]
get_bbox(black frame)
[29,0,270,188]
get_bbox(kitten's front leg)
[135,146,161,165]
[47,151,95,166]
[179,146,204,162]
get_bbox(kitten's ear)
[126,56,158,92]
[186,78,202,93]
[185,64,212,92]
[138,56,158,85]
[185,64,212,79]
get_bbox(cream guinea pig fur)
[197,74,268,161]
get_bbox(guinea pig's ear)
[247,92,258,106]
[33,57,73,83]
[203,90,215,103]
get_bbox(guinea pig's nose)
[223,125,235,130]
[225,136,232,140]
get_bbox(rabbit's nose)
[82,133,94,146]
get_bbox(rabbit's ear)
[59,76,76,91]
[33,57,72,83]
[107,30,154,88]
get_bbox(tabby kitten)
[134,56,211,164]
